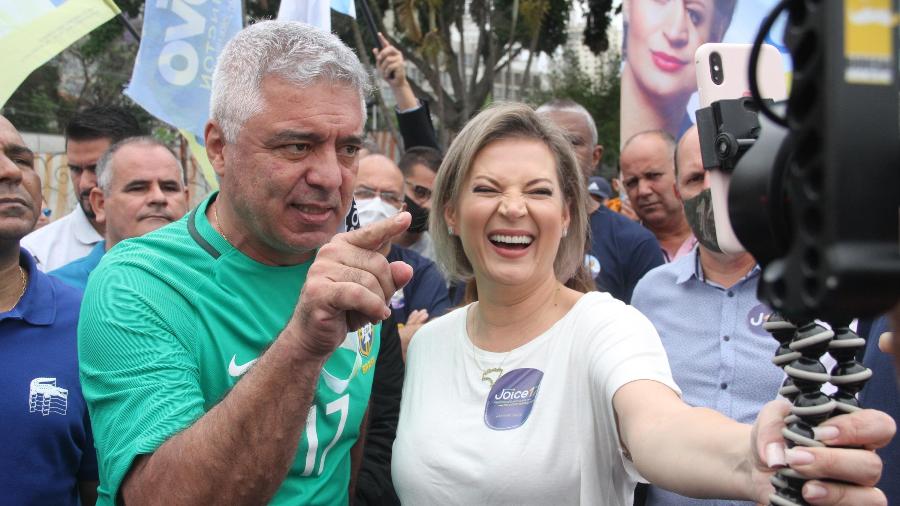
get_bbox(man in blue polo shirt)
[632,125,783,506]
[537,99,663,303]
[0,115,98,504]
[50,137,189,290]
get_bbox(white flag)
[277,0,356,32]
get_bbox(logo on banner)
[484,368,543,431]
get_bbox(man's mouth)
[0,196,28,206]
[292,203,332,215]
[140,214,173,222]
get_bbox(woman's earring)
[562,228,568,237]
[448,225,454,235]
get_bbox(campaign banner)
[0,0,120,107]
[277,0,356,31]
[125,0,242,187]
[619,0,792,146]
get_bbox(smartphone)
[694,43,787,255]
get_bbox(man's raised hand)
[294,212,414,359]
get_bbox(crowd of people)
[1,18,897,506]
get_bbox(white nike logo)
[228,355,258,377]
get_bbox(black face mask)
[683,188,722,253]
[404,195,430,234]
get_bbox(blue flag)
[125,0,242,141]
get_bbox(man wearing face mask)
[354,154,450,357]
[631,126,784,506]
[393,147,441,262]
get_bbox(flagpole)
[117,13,141,42]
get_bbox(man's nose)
[0,154,24,186]
[306,149,344,190]
[147,183,167,204]
[80,168,97,190]
[637,178,654,196]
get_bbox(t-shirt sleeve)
[586,303,681,482]
[78,262,205,502]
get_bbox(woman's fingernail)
[803,482,827,500]
[766,442,786,467]
[785,447,815,466]
[813,425,840,441]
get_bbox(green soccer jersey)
[78,193,380,505]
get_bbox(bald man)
[538,100,663,303]
[354,154,449,344]
[620,130,696,262]
[50,137,189,290]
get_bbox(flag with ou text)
[277,0,356,31]
[0,0,120,107]
[124,0,242,188]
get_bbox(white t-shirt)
[392,291,681,506]
[20,206,102,271]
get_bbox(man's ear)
[592,144,604,168]
[205,120,227,179]
[673,180,683,203]
[89,187,106,225]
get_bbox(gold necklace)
[213,202,232,245]
[469,304,512,387]
[468,286,562,386]
[2,266,26,312]
[471,337,510,387]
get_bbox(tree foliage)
[348,0,578,143]
[583,0,615,54]
[2,0,155,135]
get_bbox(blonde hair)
[430,102,589,286]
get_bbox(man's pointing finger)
[337,211,412,251]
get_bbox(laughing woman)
[391,103,894,505]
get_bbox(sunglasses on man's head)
[406,182,432,201]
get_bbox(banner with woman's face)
[619,0,791,147]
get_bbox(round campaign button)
[484,368,544,431]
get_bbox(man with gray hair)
[49,137,189,290]
[78,21,413,505]
[537,100,663,303]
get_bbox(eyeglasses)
[353,186,403,208]
[405,181,432,202]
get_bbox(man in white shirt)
[20,106,142,271]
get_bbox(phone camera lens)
[710,52,724,85]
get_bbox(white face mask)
[355,197,400,227]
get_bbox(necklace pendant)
[481,367,504,386]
